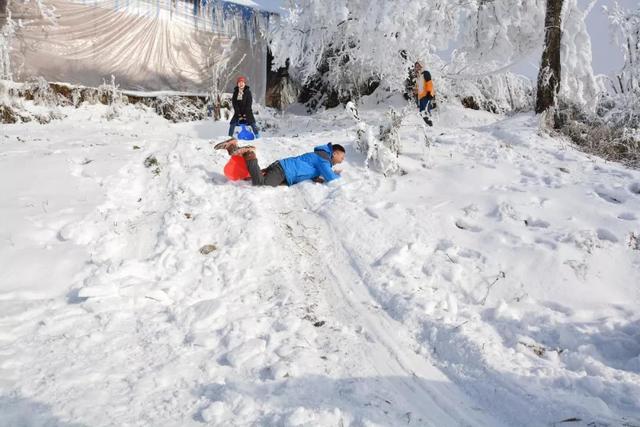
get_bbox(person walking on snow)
[214,139,345,187]
[414,61,435,127]
[229,76,260,138]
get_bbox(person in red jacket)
[414,61,435,127]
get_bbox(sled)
[237,124,255,141]
[223,155,251,181]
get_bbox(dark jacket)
[279,143,340,186]
[231,86,256,124]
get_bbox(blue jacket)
[279,143,340,186]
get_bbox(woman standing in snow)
[229,76,260,138]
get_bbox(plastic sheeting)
[3,0,272,100]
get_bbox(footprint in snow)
[596,190,626,205]
[364,201,396,219]
[593,165,633,179]
[524,217,550,228]
[535,238,558,250]
[454,218,482,232]
[488,202,521,222]
[364,207,380,219]
[596,228,618,243]
[594,186,628,205]
[629,182,640,196]
[618,212,637,221]
[457,247,484,260]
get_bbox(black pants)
[246,159,286,187]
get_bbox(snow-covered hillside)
[1,98,639,426]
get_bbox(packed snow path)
[1,100,639,426]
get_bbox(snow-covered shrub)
[94,76,127,120]
[154,96,206,123]
[0,96,22,123]
[96,76,127,106]
[0,99,65,123]
[19,76,69,106]
[596,86,640,132]
[443,72,534,113]
[0,80,18,123]
[558,112,640,168]
[0,79,67,123]
[348,101,402,176]
[378,108,403,156]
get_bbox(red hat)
[237,76,246,84]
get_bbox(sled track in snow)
[270,184,500,426]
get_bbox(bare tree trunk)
[0,0,7,28]
[213,93,222,121]
[535,0,564,114]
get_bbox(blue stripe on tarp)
[65,0,274,40]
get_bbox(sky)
[585,0,636,75]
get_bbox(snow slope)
[0,97,639,426]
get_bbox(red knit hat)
[237,76,246,84]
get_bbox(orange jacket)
[417,71,435,100]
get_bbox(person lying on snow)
[214,138,345,187]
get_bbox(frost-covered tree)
[536,0,564,114]
[553,3,639,167]
[269,0,466,97]
[559,0,599,110]
[530,0,598,115]
[605,3,640,97]
[446,0,546,112]
[599,2,640,130]
[1,0,13,80]
[271,0,549,104]
[271,0,598,115]
[451,0,546,74]
[207,37,245,121]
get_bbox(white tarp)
[2,0,272,100]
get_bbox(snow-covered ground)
[1,97,639,426]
